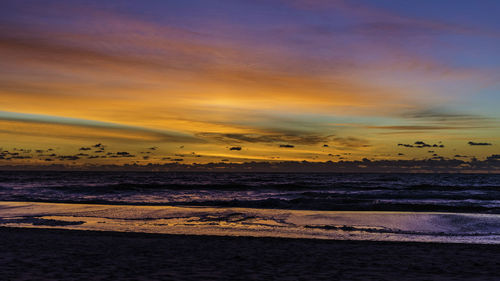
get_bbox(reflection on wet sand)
[1,201,499,244]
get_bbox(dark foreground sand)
[1,227,499,281]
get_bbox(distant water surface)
[0,171,498,213]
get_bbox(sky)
[0,0,499,166]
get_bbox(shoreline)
[3,225,500,246]
[2,226,499,280]
[1,225,493,245]
[1,199,497,214]
[2,201,499,244]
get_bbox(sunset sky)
[1,0,499,166]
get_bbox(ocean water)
[0,171,499,243]
[0,171,499,213]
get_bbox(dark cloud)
[468,141,492,146]
[279,144,295,148]
[487,154,500,161]
[229,146,242,151]
[57,155,80,161]
[196,132,331,145]
[79,147,91,151]
[331,137,370,148]
[11,148,31,153]
[116,152,135,157]
[414,141,431,147]
[398,141,444,149]
[398,143,414,148]
[4,156,500,172]
[93,143,103,148]
[11,155,32,159]
[431,156,446,160]
[323,144,329,147]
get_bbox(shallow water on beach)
[1,202,499,244]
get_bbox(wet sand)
[1,227,499,280]
[3,202,499,244]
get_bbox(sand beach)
[1,227,499,281]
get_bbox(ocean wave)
[1,197,498,213]
[1,171,499,213]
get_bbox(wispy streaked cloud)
[0,111,202,143]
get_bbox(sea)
[0,171,499,243]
